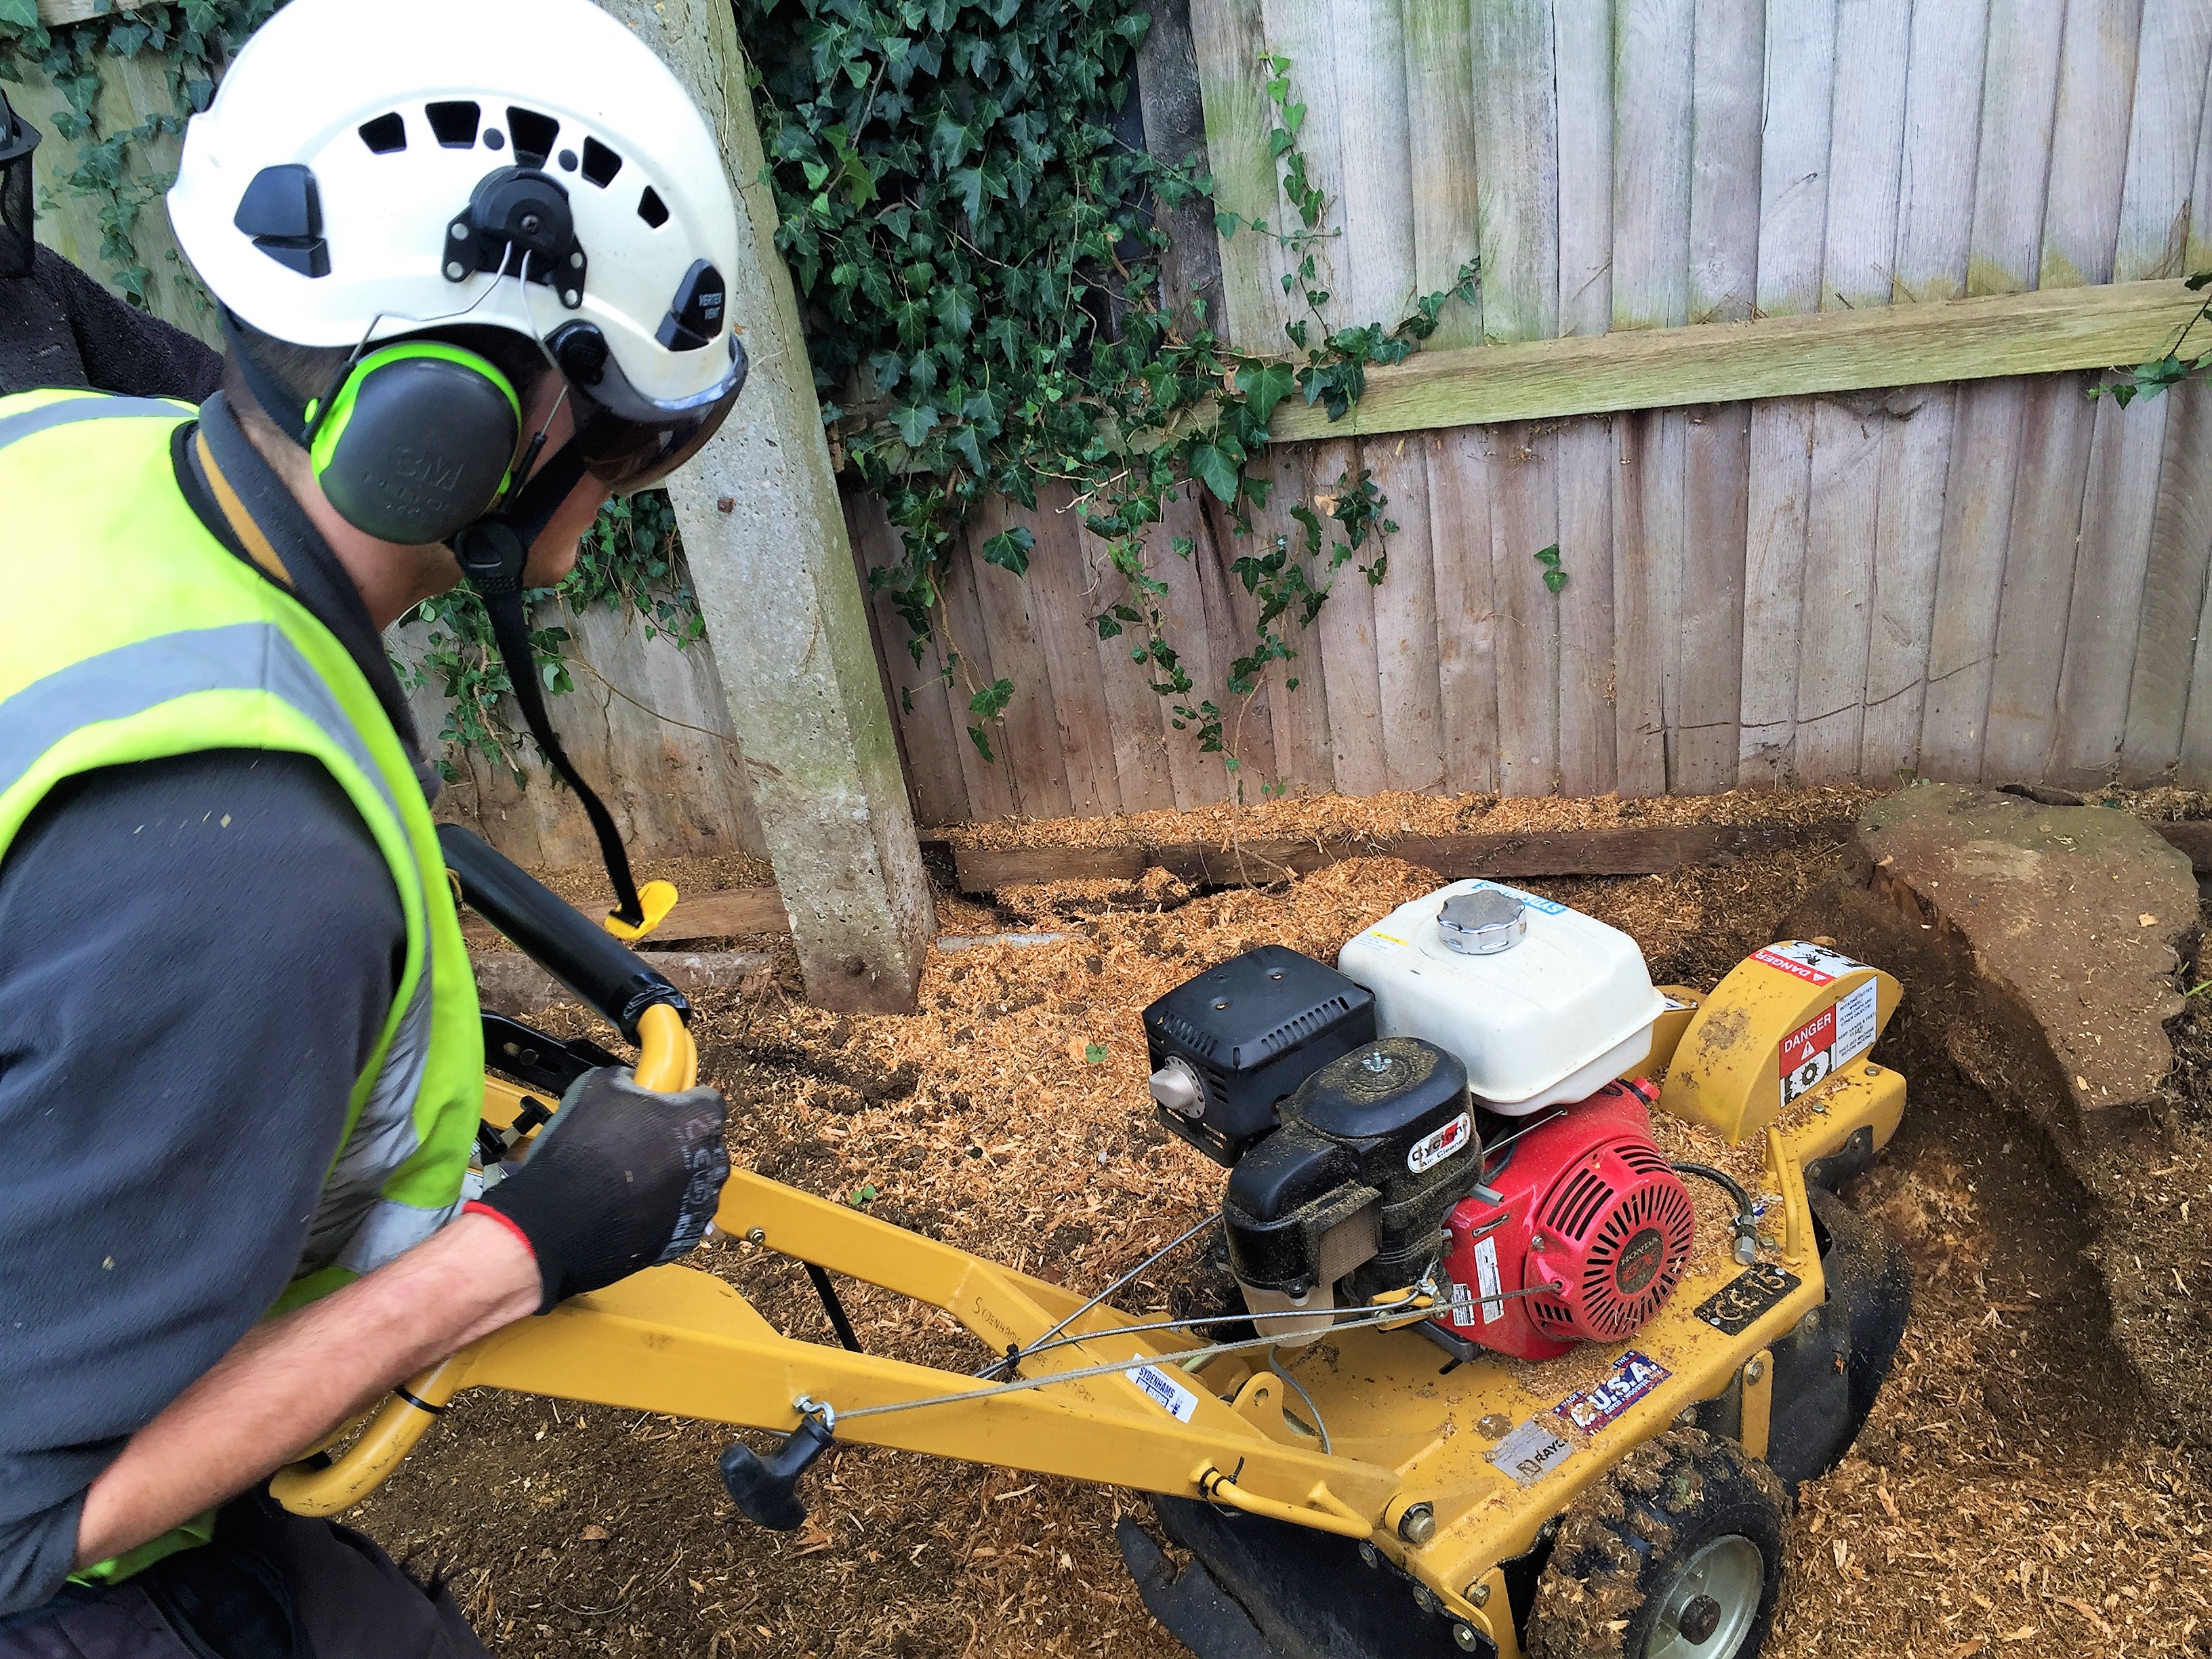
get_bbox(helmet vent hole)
[581,138,624,188]
[358,113,406,155]
[426,101,481,148]
[637,185,670,229]
[506,107,560,169]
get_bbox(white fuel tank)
[1336,880,1666,1115]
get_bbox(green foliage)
[743,0,1475,776]
[0,0,276,308]
[2099,271,2212,407]
[4,3,702,784]
[1534,543,1566,594]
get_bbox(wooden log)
[461,884,791,951]
[949,819,1854,893]
[1264,279,2209,444]
[474,949,777,1020]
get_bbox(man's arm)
[72,1212,538,1569]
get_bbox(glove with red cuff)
[467,1065,730,1312]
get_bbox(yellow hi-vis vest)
[0,388,485,1374]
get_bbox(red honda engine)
[1433,1080,1696,1361]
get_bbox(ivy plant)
[744,0,1475,777]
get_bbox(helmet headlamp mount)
[443,167,588,310]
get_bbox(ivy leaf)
[970,677,1015,719]
[0,0,37,24]
[1233,359,1298,424]
[981,526,1033,574]
[1189,441,1241,504]
[891,402,939,447]
[967,725,996,762]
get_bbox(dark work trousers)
[0,1492,489,1659]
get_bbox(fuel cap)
[1437,887,1527,955]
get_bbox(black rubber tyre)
[1524,1429,1789,1659]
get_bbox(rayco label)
[1488,1416,1576,1488]
[1556,1351,1671,1433]
[1408,1111,1475,1174]
[1473,1234,1506,1324]
[1750,939,1868,987]
[1129,1364,1199,1423]
[1780,977,1879,1107]
[1469,880,1566,916]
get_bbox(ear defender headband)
[304,340,525,545]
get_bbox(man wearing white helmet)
[0,1,749,1650]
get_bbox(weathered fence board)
[851,0,2212,825]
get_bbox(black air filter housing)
[1141,945,1375,1164]
[1225,1038,1478,1298]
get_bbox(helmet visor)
[554,324,747,494]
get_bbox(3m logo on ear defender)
[390,445,471,495]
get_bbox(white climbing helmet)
[168,0,744,451]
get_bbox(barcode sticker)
[1130,1364,1200,1422]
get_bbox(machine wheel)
[1524,1429,1788,1659]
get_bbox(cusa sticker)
[1408,1111,1475,1174]
[1555,1351,1671,1434]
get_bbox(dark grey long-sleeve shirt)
[0,394,423,1616]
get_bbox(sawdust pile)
[360,821,2212,1659]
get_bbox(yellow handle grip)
[270,1357,469,1516]
[631,1001,699,1093]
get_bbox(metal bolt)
[563,290,580,306]
[451,221,469,238]
[1357,1540,1380,1568]
[1364,1050,1392,1073]
[1679,1593,1723,1643]
[520,212,543,235]
[1452,1624,1481,1652]
[1397,1503,1437,1547]
[1810,1099,1829,1114]
[1864,1065,1880,1078]
[445,262,468,280]
[1466,1580,1492,1607]
[1674,1406,1700,1429]
[1744,1356,1767,1385]
[1798,1308,1822,1334]
[1412,1586,1434,1612]
[571,250,586,268]
[744,1227,766,1246]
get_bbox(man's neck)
[235,410,461,631]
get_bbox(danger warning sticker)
[1780,977,1880,1107]
[1751,939,1869,987]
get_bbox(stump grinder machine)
[277,829,1911,1659]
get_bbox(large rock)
[1786,783,2212,1441]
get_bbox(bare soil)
[361,797,2212,1658]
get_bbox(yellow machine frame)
[274,949,1904,1657]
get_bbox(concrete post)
[593,0,935,1013]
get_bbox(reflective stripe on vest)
[0,391,484,1293]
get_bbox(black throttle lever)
[719,1407,836,1531]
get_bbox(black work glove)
[469,1066,730,1312]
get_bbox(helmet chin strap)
[451,441,649,930]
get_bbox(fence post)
[590,0,935,1014]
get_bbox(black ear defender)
[305,341,524,545]
[220,310,526,546]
